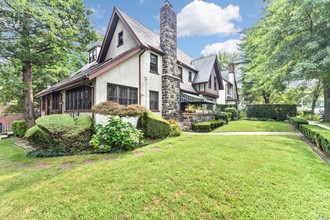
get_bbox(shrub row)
[216,104,238,111]
[246,104,297,121]
[224,107,238,120]
[192,120,225,132]
[12,120,26,138]
[300,125,330,156]
[289,117,309,129]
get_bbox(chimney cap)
[164,0,173,8]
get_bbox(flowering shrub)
[92,116,144,152]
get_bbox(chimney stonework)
[160,0,180,119]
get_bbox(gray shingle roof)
[117,8,197,71]
[180,83,198,94]
[192,55,217,84]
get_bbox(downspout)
[139,47,148,105]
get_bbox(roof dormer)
[88,45,101,64]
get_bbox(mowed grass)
[0,135,329,219]
[213,120,294,132]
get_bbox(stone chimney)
[160,0,180,119]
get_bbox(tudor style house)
[36,1,225,121]
[218,62,239,105]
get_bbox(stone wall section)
[160,0,181,119]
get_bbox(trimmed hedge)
[216,104,238,111]
[32,114,93,154]
[12,120,26,138]
[192,120,225,132]
[215,112,229,124]
[246,104,297,121]
[35,114,74,135]
[25,125,51,149]
[93,101,146,117]
[289,117,309,129]
[300,125,330,156]
[137,111,170,139]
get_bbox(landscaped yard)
[0,135,329,219]
[213,120,294,132]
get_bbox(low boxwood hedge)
[215,112,228,124]
[137,111,170,139]
[192,120,225,132]
[300,125,330,156]
[12,120,26,138]
[289,117,309,129]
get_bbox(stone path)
[184,132,302,136]
[308,121,330,130]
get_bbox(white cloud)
[139,0,145,4]
[201,39,241,56]
[96,26,107,35]
[89,5,106,19]
[178,0,241,37]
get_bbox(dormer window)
[118,31,124,46]
[214,76,217,90]
[188,71,192,82]
[89,49,97,63]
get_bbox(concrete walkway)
[308,121,330,130]
[184,132,302,136]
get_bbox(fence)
[0,114,23,134]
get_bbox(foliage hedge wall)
[137,111,170,139]
[246,104,297,121]
[300,125,330,157]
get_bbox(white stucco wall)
[105,19,138,61]
[95,54,139,105]
[180,65,196,85]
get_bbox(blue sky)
[83,0,265,58]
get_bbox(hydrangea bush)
[92,116,144,153]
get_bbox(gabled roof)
[99,7,197,71]
[192,55,224,90]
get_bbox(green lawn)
[320,121,330,127]
[0,136,329,219]
[213,120,294,132]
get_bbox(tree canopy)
[240,0,330,121]
[0,0,97,127]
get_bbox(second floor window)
[214,76,217,90]
[118,31,124,46]
[208,78,212,88]
[188,71,192,82]
[178,66,183,82]
[150,53,158,73]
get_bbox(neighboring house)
[218,62,239,105]
[36,0,224,121]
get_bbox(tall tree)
[0,0,96,127]
[240,0,330,121]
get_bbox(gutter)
[138,46,148,105]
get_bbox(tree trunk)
[23,62,35,128]
[262,91,270,104]
[324,84,330,123]
[311,81,322,115]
